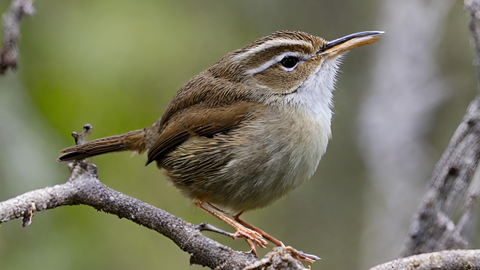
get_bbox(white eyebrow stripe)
[233,39,313,60]
[246,52,307,75]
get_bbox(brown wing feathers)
[145,102,253,165]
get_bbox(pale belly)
[160,108,331,214]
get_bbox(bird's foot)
[232,225,268,249]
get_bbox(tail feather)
[57,129,148,162]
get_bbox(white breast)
[276,57,340,186]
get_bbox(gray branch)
[401,95,480,256]
[0,0,35,74]
[0,160,307,270]
[369,249,480,270]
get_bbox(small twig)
[195,222,235,238]
[0,0,35,74]
[71,124,93,145]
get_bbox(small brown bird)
[58,30,382,261]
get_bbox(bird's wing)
[146,101,253,165]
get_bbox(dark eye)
[280,56,299,69]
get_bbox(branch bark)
[0,160,307,270]
[0,0,35,74]
[369,249,480,270]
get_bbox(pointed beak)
[318,31,384,56]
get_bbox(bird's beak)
[318,31,384,57]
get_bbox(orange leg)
[233,212,285,247]
[194,200,268,251]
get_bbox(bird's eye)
[280,56,299,70]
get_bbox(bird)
[57,30,383,262]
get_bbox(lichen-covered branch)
[0,0,35,74]
[369,249,480,270]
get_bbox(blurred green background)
[0,0,478,269]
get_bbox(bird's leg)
[193,200,268,251]
[194,222,259,257]
[233,212,284,247]
[234,212,321,264]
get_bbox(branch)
[401,0,480,256]
[369,249,480,270]
[401,86,480,256]
[0,0,35,74]
[0,159,307,270]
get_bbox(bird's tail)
[57,128,148,162]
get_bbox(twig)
[0,0,35,74]
[369,249,480,270]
